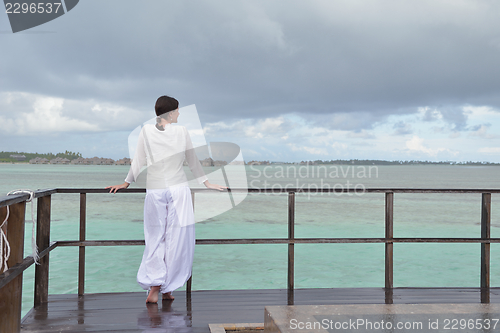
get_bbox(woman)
[107,96,226,303]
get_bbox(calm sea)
[1,163,500,317]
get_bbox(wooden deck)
[20,288,500,332]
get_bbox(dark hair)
[155,95,179,131]
[155,95,179,116]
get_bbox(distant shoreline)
[0,162,130,165]
[2,151,499,165]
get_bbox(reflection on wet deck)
[20,288,500,332]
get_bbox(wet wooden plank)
[21,288,500,333]
[0,201,26,333]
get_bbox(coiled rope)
[0,190,39,273]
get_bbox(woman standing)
[107,96,226,303]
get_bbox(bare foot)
[146,286,161,303]
[162,292,175,300]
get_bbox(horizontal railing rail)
[55,238,500,245]
[0,187,497,332]
[54,188,500,193]
[0,189,57,208]
[0,242,57,290]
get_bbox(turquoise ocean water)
[0,163,500,317]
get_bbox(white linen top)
[125,123,208,188]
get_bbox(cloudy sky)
[1,0,500,162]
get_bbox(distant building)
[201,158,214,167]
[101,158,115,165]
[10,154,26,161]
[86,157,115,165]
[247,160,270,165]
[115,158,131,165]
[29,157,49,164]
[70,157,86,165]
[213,160,227,167]
[88,157,99,165]
[70,157,115,165]
[50,157,70,164]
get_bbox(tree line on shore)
[0,150,82,163]
[303,159,500,166]
[250,159,500,166]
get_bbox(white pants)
[137,187,195,294]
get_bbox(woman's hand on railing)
[105,182,130,194]
[203,181,228,191]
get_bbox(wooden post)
[0,206,5,239]
[385,192,394,292]
[77,296,85,324]
[288,192,295,305]
[34,195,51,306]
[0,201,26,333]
[186,191,195,295]
[481,193,491,303]
[78,193,86,296]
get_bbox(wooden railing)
[0,188,499,332]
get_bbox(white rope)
[6,190,39,267]
[0,205,10,273]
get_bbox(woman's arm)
[203,180,227,191]
[106,182,130,194]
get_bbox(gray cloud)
[438,107,469,131]
[2,0,500,132]
[422,108,440,122]
[311,111,398,131]
[468,123,499,139]
[393,121,413,135]
[346,130,376,140]
[0,92,144,135]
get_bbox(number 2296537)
[5,2,62,14]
